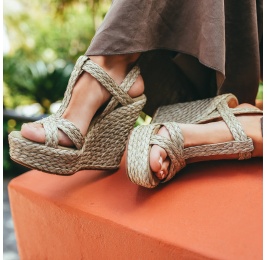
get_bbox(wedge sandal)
[9,55,146,175]
[127,100,262,188]
[152,93,262,124]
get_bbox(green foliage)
[4,0,111,110]
[4,53,74,112]
[256,82,263,100]
[5,2,94,62]
[3,119,30,177]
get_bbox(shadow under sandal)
[152,93,262,124]
[127,101,262,188]
[9,55,146,175]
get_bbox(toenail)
[159,170,165,179]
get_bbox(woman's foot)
[21,54,144,147]
[150,104,263,180]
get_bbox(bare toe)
[154,157,171,180]
[21,123,46,144]
[149,126,171,180]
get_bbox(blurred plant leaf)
[4,54,74,113]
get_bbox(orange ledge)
[8,154,262,260]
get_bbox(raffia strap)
[40,116,84,149]
[82,60,135,106]
[42,116,59,148]
[196,94,235,122]
[57,56,89,116]
[208,106,262,119]
[55,118,85,149]
[83,61,140,121]
[150,122,186,182]
[216,99,251,159]
[119,66,140,93]
[183,139,254,159]
[152,94,239,124]
[217,100,247,141]
[75,55,90,70]
[98,65,140,117]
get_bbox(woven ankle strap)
[216,99,252,159]
[56,56,140,118]
[82,59,139,106]
[82,58,141,121]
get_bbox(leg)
[21,54,144,147]
[150,104,263,180]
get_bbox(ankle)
[89,54,141,84]
[74,72,112,106]
[89,54,140,67]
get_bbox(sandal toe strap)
[55,118,85,149]
[41,116,84,149]
[42,117,59,148]
[150,122,186,183]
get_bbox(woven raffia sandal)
[9,55,146,175]
[127,98,263,188]
[152,93,261,124]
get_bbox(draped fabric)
[86,0,262,116]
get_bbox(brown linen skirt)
[85,0,262,116]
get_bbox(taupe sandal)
[127,99,262,188]
[152,93,261,124]
[9,55,146,175]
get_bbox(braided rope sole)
[9,96,146,175]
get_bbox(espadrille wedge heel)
[152,93,262,124]
[9,55,146,175]
[127,102,262,188]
